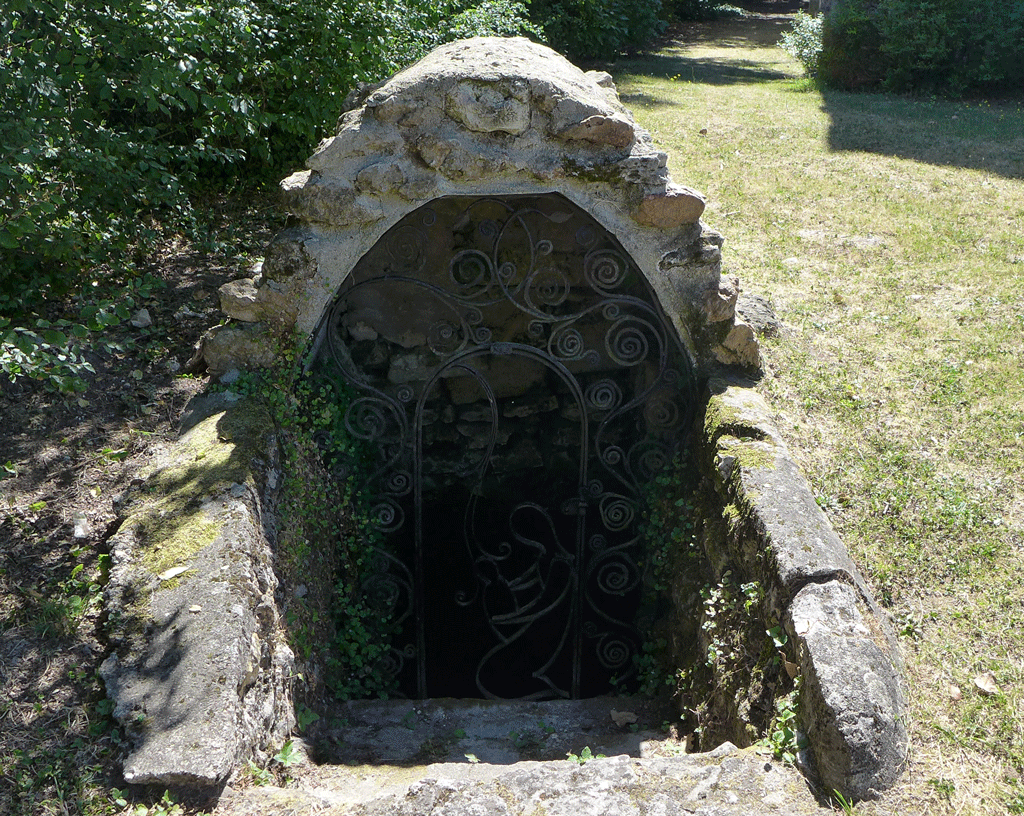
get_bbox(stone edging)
[99,393,294,787]
[699,376,909,799]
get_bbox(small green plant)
[832,789,855,814]
[566,746,605,764]
[295,703,320,732]
[761,681,805,764]
[273,739,302,768]
[509,729,540,751]
[926,777,955,801]
[131,790,185,816]
[245,759,274,786]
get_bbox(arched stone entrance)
[102,38,908,800]
[310,193,695,699]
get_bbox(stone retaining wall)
[100,380,908,800]
[697,377,908,799]
[100,393,294,787]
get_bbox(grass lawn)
[614,10,1024,814]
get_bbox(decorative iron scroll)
[312,194,694,700]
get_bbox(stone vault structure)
[205,36,757,377]
[101,37,908,804]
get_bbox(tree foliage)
[529,0,665,60]
[0,0,536,390]
[819,0,1024,95]
[0,0,536,309]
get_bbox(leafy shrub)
[780,11,823,77]
[819,0,1024,95]
[818,0,886,90]
[875,0,1024,95]
[0,0,536,390]
[530,0,665,60]
[438,0,542,42]
[664,0,734,21]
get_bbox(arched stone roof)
[205,37,757,376]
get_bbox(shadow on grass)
[616,52,790,109]
[821,89,1024,180]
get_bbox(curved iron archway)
[311,194,695,699]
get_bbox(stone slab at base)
[218,745,833,816]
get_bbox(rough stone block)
[704,380,865,603]
[558,113,636,149]
[100,398,294,788]
[786,580,908,799]
[199,323,280,377]
[327,750,828,815]
[219,278,260,323]
[446,80,531,135]
[700,379,906,797]
[634,183,706,228]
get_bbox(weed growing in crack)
[566,746,605,764]
[759,680,806,764]
[675,570,795,752]
[632,453,705,696]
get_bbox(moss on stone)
[126,403,274,578]
[718,437,778,474]
[703,393,742,442]
[561,157,623,184]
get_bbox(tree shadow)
[820,89,1024,180]
[616,52,791,110]
[622,52,790,88]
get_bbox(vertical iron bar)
[414,400,427,699]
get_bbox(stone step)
[217,742,832,816]
[310,696,678,766]
[211,698,833,815]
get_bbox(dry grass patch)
[616,10,1024,815]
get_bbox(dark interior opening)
[310,194,696,700]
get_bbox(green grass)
[615,15,1024,815]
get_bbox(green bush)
[529,0,665,60]
[0,0,536,390]
[780,11,824,77]
[876,0,1024,95]
[818,0,885,90]
[0,0,536,300]
[664,0,732,21]
[819,0,1024,95]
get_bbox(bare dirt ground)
[0,198,279,815]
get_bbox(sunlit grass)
[615,18,1024,815]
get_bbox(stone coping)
[701,376,908,799]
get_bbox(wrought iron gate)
[311,195,694,699]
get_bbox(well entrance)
[311,193,695,700]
